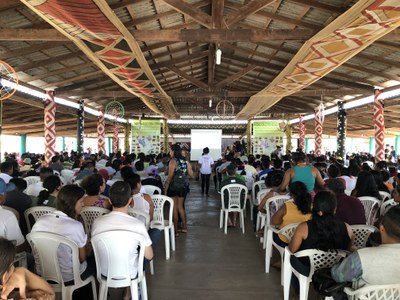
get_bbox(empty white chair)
[150,195,175,260]
[142,185,162,195]
[27,231,97,300]
[263,195,292,249]
[219,184,248,234]
[80,206,110,240]
[91,231,148,300]
[265,223,299,277]
[24,206,56,233]
[350,225,377,249]
[283,247,347,300]
[358,197,381,225]
[158,172,167,187]
[344,283,400,300]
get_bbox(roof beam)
[169,90,257,98]
[161,0,212,28]
[0,28,67,41]
[133,28,316,42]
[57,91,134,98]
[287,0,345,14]
[225,0,276,27]
[212,0,224,29]
[215,65,257,89]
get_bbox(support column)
[108,137,112,155]
[246,120,252,155]
[337,101,346,158]
[97,108,106,155]
[314,108,323,156]
[305,138,309,154]
[44,90,56,165]
[299,114,306,152]
[20,134,26,155]
[369,137,374,155]
[395,135,400,159]
[124,122,131,153]
[61,136,65,151]
[163,119,169,154]
[374,89,385,163]
[112,121,119,153]
[285,123,292,154]
[76,100,84,155]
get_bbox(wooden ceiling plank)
[225,0,276,27]
[208,44,216,88]
[151,51,208,70]
[212,0,224,29]
[27,62,96,82]
[14,52,81,72]
[161,0,212,28]
[0,28,68,41]
[0,0,21,11]
[287,0,345,14]
[41,70,103,89]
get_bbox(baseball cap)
[0,178,15,194]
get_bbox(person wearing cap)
[0,178,27,252]
[198,147,214,197]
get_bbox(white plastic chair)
[24,176,41,186]
[142,185,162,195]
[358,197,381,225]
[344,283,400,300]
[91,231,148,300]
[263,195,292,249]
[80,206,110,239]
[24,206,56,233]
[26,231,97,300]
[283,247,347,300]
[127,208,154,275]
[61,169,75,184]
[150,195,175,260]
[379,191,391,202]
[380,199,397,216]
[259,173,268,181]
[265,223,299,279]
[344,189,352,196]
[255,189,271,233]
[158,172,167,187]
[251,180,267,221]
[219,184,248,234]
[350,225,377,249]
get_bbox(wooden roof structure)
[0,0,400,139]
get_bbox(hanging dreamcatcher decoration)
[0,60,18,101]
[216,98,235,119]
[105,100,125,153]
[314,96,325,156]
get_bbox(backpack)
[170,159,188,192]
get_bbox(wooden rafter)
[167,66,209,90]
[161,0,212,28]
[225,0,276,27]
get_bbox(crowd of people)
[0,144,400,299]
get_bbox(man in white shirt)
[198,147,214,196]
[0,161,14,184]
[92,181,153,278]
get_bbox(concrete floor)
[147,180,283,300]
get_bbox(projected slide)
[190,129,222,161]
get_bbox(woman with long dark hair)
[165,143,193,235]
[351,171,382,200]
[80,173,111,209]
[31,185,95,284]
[36,175,61,207]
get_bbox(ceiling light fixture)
[216,47,222,65]
[209,98,212,107]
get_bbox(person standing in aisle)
[198,147,214,197]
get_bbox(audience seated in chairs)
[326,178,366,225]
[288,190,353,296]
[32,175,61,208]
[92,181,153,300]
[330,206,400,295]
[31,184,96,285]
[26,167,54,197]
[0,237,55,300]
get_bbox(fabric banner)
[132,120,160,154]
[299,115,306,153]
[252,121,283,155]
[374,89,385,163]
[314,109,323,156]
[237,0,400,119]
[112,121,119,153]
[97,109,106,154]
